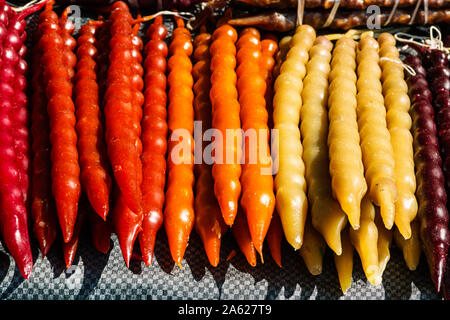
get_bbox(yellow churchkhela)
[349,195,381,286]
[378,32,417,239]
[356,32,398,230]
[394,219,422,271]
[272,25,315,250]
[299,217,327,275]
[300,36,348,255]
[327,36,367,230]
[334,228,354,293]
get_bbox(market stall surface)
[0,231,439,300]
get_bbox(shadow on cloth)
[75,230,111,299]
[0,222,440,300]
[184,230,232,299]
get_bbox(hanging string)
[394,27,450,55]
[408,0,422,25]
[380,56,416,76]
[383,0,399,27]
[322,0,340,28]
[11,0,43,12]
[296,0,305,27]
[394,31,428,45]
[427,25,442,50]
[424,0,429,24]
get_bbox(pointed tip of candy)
[62,231,73,244]
[16,256,34,280]
[326,233,343,256]
[406,261,418,272]
[341,199,361,231]
[366,265,382,286]
[287,235,303,251]
[340,283,351,295]
[426,241,448,293]
[333,246,343,257]
[120,243,133,269]
[248,258,257,267]
[433,271,444,293]
[396,223,412,241]
[203,236,222,267]
[270,251,282,268]
[206,251,220,268]
[64,252,74,269]
[243,248,257,267]
[259,251,264,264]
[348,215,360,231]
[222,214,236,227]
[124,261,130,268]
[219,200,238,226]
[142,251,153,266]
[90,195,109,221]
[254,241,264,262]
[308,265,323,276]
[167,238,189,271]
[39,243,51,258]
[14,245,34,280]
[100,211,108,222]
[434,278,442,293]
[382,218,394,231]
[378,192,395,230]
[116,218,142,269]
[21,264,33,280]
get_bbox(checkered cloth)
[0,230,440,300]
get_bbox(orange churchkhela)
[236,27,275,260]
[164,16,195,267]
[209,23,242,227]
[193,25,228,267]
[260,34,283,267]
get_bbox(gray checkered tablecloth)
[0,229,440,300]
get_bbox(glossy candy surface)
[300,36,348,255]
[327,36,366,230]
[272,25,315,250]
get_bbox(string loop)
[380,56,416,76]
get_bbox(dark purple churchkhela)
[425,51,450,188]
[421,48,450,300]
[405,53,450,293]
